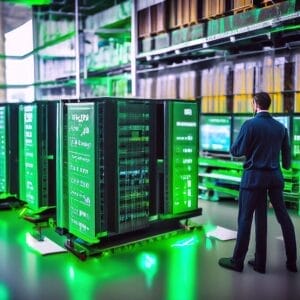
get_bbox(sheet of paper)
[206,226,237,241]
[26,234,67,255]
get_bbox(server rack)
[0,104,20,205]
[57,97,201,259]
[105,99,151,234]
[59,98,151,244]
[18,101,57,213]
[149,100,200,218]
[63,100,107,243]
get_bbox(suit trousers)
[232,187,297,268]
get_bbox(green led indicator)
[293,117,300,160]
[169,102,198,214]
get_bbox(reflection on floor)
[0,200,299,300]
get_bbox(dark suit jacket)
[231,112,291,189]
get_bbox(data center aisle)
[0,200,299,300]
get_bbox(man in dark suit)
[219,92,297,273]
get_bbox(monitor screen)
[232,115,252,142]
[292,116,300,160]
[273,115,290,134]
[233,115,290,143]
[200,115,231,153]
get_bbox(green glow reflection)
[0,283,9,300]
[0,220,9,274]
[168,234,198,300]
[205,238,213,250]
[203,224,217,250]
[65,255,139,300]
[137,252,158,288]
[171,236,198,248]
[66,264,93,300]
[203,223,216,235]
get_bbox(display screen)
[67,103,97,242]
[170,102,198,214]
[292,116,300,160]
[19,105,39,209]
[273,115,290,134]
[200,115,231,153]
[232,115,252,142]
[0,106,7,192]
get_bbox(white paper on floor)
[276,236,284,241]
[206,226,237,241]
[26,234,67,255]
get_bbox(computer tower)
[105,99,151,234]
[0,104,19,198]
[60,98,151,243]
[149,100,199,217]
[18,101,57,211]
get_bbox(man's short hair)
[253,92,271,110]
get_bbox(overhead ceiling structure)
[35,0,127,15]
[0,0,129,32]
[1,2,32,33]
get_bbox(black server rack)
[105,99,150,234]
[0,104,19,204]
[58,97,201,258]
[59,98,151,244]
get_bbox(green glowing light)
[205,238,213,251]
[0,283,9,300]
[65,264,94,300]
[202,223,217,235]
[171,237,198,248]
[168,242,197,300]
[137,252,158,288]
[68,266,75,281]
[5,0,51,6]
[169,102,199,214]
[270,24,300,34]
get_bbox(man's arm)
[230,123,249,157]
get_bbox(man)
[219,92,297,273]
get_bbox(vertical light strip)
[75,0,80,98]
[131,0,137,96]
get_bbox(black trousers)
[232,187,297,268]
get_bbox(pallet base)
[22,207,56,241]
[0,197,23,210]
[65,208,202,260]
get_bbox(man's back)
[231,112,291,171]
